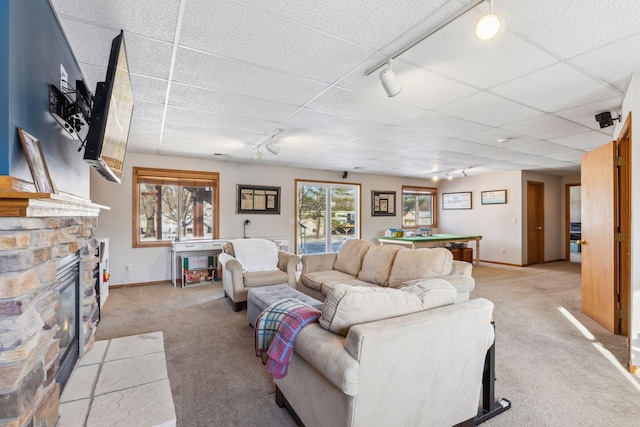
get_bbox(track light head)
[380,60,401,97]
[461,169,467,178]
[476,0,502,40]
[252,149,263,161]
[266,142,279,155]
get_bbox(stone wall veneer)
[0,216,99,427]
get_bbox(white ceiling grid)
[50,0,640,178]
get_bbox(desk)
[378,234,482,264]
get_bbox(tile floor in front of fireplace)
[58,331,176,427]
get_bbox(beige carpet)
[96,262,640,426]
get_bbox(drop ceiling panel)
[397,111,489,137]
[284,109,386,137]
[51,0,181,42]
[132,101,165,122]
[304,87,427,125]
[172,48,329,106]
[168,84,299,123]
[180,0,376,83]
[127,131,161,151]
[503,0,640,59]
[569,34,640,92]
[401,12,558,89]
[459,129,536,147]
[338,137,418,154]
[545,151,586,163]
[554,97,622,133]
[507,141,576,156]
[548,131,613,151]
[502,115,591,140]
[164,106,277,136]
[361,125,440,144]
[435,92,543,127]
[235,0,451,49]
[131,76,168,104]
[427,139,492,155]
[491,63,621,112]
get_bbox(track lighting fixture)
[252,129,282,161]
[252,147,264,161]
[476,0,502,40]
[265,140,280,155]
[461,169,468,178]
[446,171,453,180]
[380,59,401,97]
[432,174,440,182]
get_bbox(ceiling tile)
[548,131,613,151]
[52,0,180,42]
[164,106,277,136]
[435,92,543,127]
[283,109,386,137]
[397,111,490,137]
[502,0,640,59]
[508,141,575,156]
[131,76,169,104]
[132,101,165,122]
[491,63,621,112]
[172,48,329,106]
[338,137,418,154]
[401,12,558,89]
[544,150,585,163]
[168,84,299,123]
[502,115,590,140]
[180,0,375,83]
[427,139,493,155]
[554,97,623,133]
[460,129,538,147]
[304,87,427,125]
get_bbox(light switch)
[512,218,517,224]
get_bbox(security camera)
[595,111,619,129]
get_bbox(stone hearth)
[0,187,104,427]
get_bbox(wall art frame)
[17,128,55,193]
[481,189,507,205]
[236,184,280,214]
[442,192,472,210]
[372,190,396,216]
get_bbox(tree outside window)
[402,186,437,228]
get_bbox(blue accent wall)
[4,0,90,197]
[0,1,10,175]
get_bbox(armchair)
[218,238,300,311]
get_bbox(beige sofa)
[218,238,300,311]
[298,239,475,303]
[274,282,495,427]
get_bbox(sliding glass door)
[296,180,360,254]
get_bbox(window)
[402,186,437,228]
[296,180,361,254]
[133,167,219,247]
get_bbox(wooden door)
[526,181,544,265]
[581,141,616,333]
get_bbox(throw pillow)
[319,284,426,337]
[333,239,373,276]
[357,245,402,286]
[387,248,453,288]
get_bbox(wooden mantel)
[0,176,109,217]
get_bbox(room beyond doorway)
[566,184,582,264]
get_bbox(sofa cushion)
[333,239,373,277]
[397,279,457,309]
[321,279,378,297]
[357,245,402,286]
[319,284,426,336]
[300,270,357,292]
[387,248,453,288]
[243,270,288,287]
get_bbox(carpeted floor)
[96,262,640,426]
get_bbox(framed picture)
[17,128,55,193]
[481,189,507,205]
[372,190,396,216]
[442,192,472,210]
[236,184,280,214]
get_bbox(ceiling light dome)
[476,13,501,40]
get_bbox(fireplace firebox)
[54,252,80,392]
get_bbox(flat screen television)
[84,30,133,183]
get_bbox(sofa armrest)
[278,250,301,287]
[301,253,338,274]
[451,260,472,276]
[292,323,360,396]
[218,252,245,293]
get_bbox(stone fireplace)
[0,183,104,427]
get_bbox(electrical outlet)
[512,217,517,224]
[125,264,131,271]
[501,248,506,254]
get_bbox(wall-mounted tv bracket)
[49,79,93,149]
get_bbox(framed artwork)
[442,192,472,210]
[236,184,280,214]
[481,189,507,205]
[17,128,55,193]
[372,191,396,216]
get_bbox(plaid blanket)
[255,298,321,379]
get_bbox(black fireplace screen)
[54,252,80,392]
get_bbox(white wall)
[439,170,523,265]
[91,152,436,286]
[616,72,640,368]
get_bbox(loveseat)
[298,239,475,303]
[219,238,300,311]
[273,282,495,427]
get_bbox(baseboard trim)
[480,260,523,267]
[110,280,171,289]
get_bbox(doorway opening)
[565,184,582,263]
